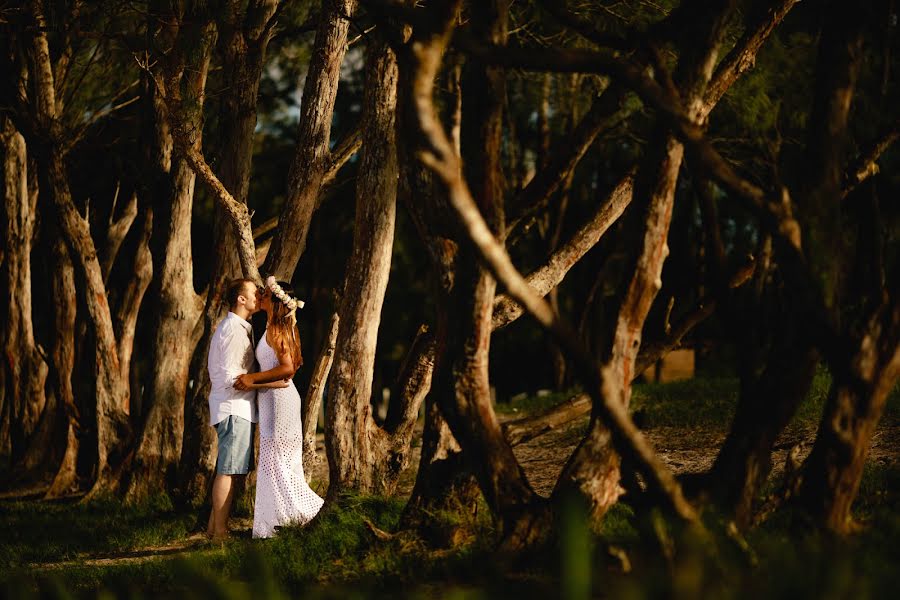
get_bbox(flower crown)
[265,276,305,314]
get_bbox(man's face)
[241,281,259,313]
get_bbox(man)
[206,278,274,539]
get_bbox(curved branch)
[405,0,698,524]
[842,118,900,199]
[703,0,801,116]
[493,172,634,330]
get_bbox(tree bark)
[553,132,684,519]
[44,237,79,499]
[791,2,893,533]
[1,116,49,471]
[114,208,153,406]
[325,30,400,496]
[126,19,215,502]
[21,6,131,497]
[552,0,744,521]
[302,312,339,483]
[263,0,357,280]
[422,0,553,548]
[43,149,131,499]
[398,0,698,535]
[177,0,279,506]
[797,299,900,533]
[100,189,138,284]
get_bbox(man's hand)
[234,373,253,391]
[271,379,291,389]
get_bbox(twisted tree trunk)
[1,117,49,474]
[125,17,214,502]
[797,298,900,533]
[264,0,357,280]
[325,30,401,496]
[22,5,131,497]
[178,0,279,506]
[44,237,79,499]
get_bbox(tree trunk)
[402,0,702,531]
[552,0,737,521]
[429,0,551,548]
[706,339,818,527]
[303,312,339,483]
[264,0,357,280]
[797,301,900,533]
[43,150,131,498]
[177,0,279,505]
[126,24,214,502]
[100,190,138,285]
[19,0,131,499]
[1,116,49,472]
[400,388,479,543]
[325,30,399,496]
[114,208,153,400]
[44,237,79,499]
[376,325,436,494]
[552,132,684,519]
[764,0,870,533]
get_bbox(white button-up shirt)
[207,312,258,425]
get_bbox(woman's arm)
[234,350,294,390]
[248,379,291,390]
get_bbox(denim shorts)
[215,415,254,475]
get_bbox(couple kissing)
[206,276,323,540]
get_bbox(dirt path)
[512,416,900,496]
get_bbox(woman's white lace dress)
[252,331,323,538]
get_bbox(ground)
[2,373,899,597]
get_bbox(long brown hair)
[267,280,303,372]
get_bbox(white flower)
[265,276,304,311]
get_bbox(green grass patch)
[630,377,740,428]
[0,494,195,567]
[2,466,899,599]
[495,389,576,417]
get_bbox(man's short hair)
[225,278,255,309]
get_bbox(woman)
[234,276,323,538]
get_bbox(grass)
[0,494,195,567]
[3,373,899,598]
[630,376,740,428]
[630,367,900,431]
[6,460,897,599]
[495,389,575,416]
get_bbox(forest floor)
[2,373,899,598]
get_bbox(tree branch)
[404,0,699,524]
[506,86,632,240]
[100,186,138,283]
[323,123,363,186]
[842,118,900,199]
[703,0,801,117]
[138,56,261,282]
[493,171,634,330]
